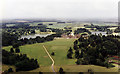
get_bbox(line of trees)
[2,32,62,47]
[114,27,120,33]
[10,48,20,53]
[74,28,91,35]
[84,24,112,32]
[2,32,19,46]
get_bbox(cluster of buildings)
[61,32,89,39]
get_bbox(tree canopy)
[67,35,120,68]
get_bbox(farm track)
[43,45,56,74]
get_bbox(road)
[43,45,56,74]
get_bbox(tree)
[69,34,119,67]
[10,48,14,53]
[73,44,78,50]
[8,68,13,72]
[68,47,73,54]
[67,52,72,59]
[59,67,64,74]
[74,40,78,45]
[90,72,94,74]
[12,43,20,48]
[74,28,91,35]
[78,37,84,42]
[2,50,39,71]
[79,50,83,58]
[15,48,20,53]
[75,50,79,58]
[76,59,81,65]
[39,71,43,74]
[79,72,84,74]
[15,59,39,71]
[51,52,55,56]
[2,32,18,46]
[104,60,109,68]
[88,69,93,72]
[76,58,83,65]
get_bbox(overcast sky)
[0,0,119,19]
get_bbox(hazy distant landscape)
[1,18,120,74]
[1,0,120,74]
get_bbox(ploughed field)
[2,39,119,72]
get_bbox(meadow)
[2,38,119,72]
[2,39,76,72]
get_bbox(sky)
[0,0,120,20]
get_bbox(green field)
[3,38,76,66]
[28,22,85,29]
[2,39,76,72]
[43,38,76,66]
[2,38,119,72]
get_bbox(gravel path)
[43,45,56,74]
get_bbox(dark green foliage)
[67,52,72,59]
[39,25,47,32]
[2,32,18,46]
[73,44,78,50]
[68,47,73,54]
[2,31,63,46]
[84,25,109,32]
[12,43,20,48]
[2,50,39,71]
[68,35,120,68]
[51,52,55,56]
[114,27,120,33]
[59,67,65,74]
[88,69,93,72]
[74,28,91,35]
[38,23,43,25]
[76,59,81,65]
[39,71,43,74]
[79,72,84,74]
[15,59,39,71]
[106,29,113,34]
[90,72,94,74]
[67,47,73,59]
[79,50,83,58]
[15,48,20,53]
[10,48,14,53]
[74,40,78,45]
[49,24,53,25]
[78,37,85,42]
[75,50,79,58]
[8,68,13,72]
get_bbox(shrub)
[8,68,13,72]
[10,48,14,53]
[51,52,55,56]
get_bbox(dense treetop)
[2,49,39,71]
[67,34,120,67]
[74,28,91,35]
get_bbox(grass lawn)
[2,64,16,72]
[2,38,76,72]
[55,64,118,72]
[3,44,52,66]
[43,38,76,66]
[2,38,119,72]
